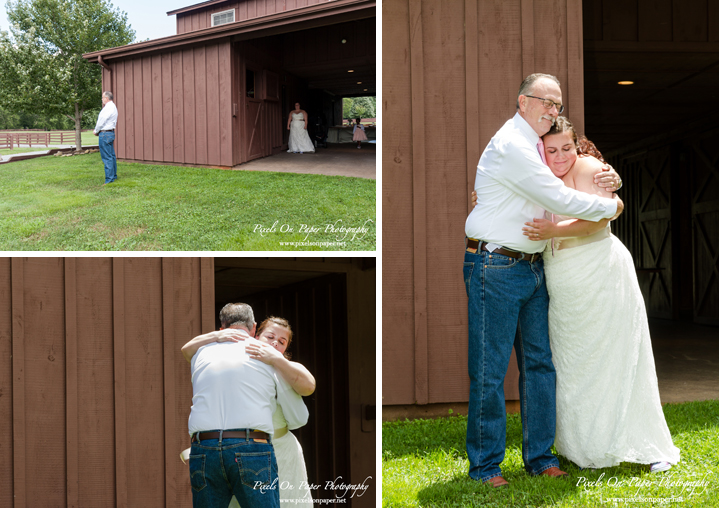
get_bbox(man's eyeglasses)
[525,95,564,114]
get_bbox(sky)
[1,0,185,43]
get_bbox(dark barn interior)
[242,17,376,154]
[582,0,719,326]
[213,257,376,505]
[235,16,375,162]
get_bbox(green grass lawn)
[383,400,719,507]
[0,152,375,251]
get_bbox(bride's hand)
[470,190,478,208]
[246,342,284,366]
[214,329,246,343]
[522,218,556,240]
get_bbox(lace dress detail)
[542,221,680,468]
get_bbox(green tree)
[342,96,376,122]
[0,0,134,149]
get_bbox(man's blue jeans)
[98,131,117,183]
[189,432,279,508]
[463,249,559,481]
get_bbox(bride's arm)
[245,342,316,396]
[523,156,624,240]
[523,194,623,240]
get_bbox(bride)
[522,117,680,471]
[287,102,315,154]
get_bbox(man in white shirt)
[187,303,309,508]
[93,91,118,185]
[463,73,623,487]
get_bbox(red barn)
[83,0,375,168]
[1,257,376,507]
[383,0,719,413]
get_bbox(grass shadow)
[663,400,719,433]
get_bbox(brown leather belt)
[466,238,542,263]
[100,129,115,133]
[191,430,269,443]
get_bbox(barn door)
[245,64,263,162]
[264,70,282,155]
[637,146,673,318]
[239,273,351,505]
[689,130,719,325]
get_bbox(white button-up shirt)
[465,113,618,254]
[93,100,118,134]
[188,335,309,435]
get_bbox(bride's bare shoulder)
[574,155,604,175]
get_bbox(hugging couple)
[464,73,680,487]
[182,302,316,507]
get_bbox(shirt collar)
[512,112,541,145]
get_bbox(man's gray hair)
[516,73,560,109]
[103,91,114,101]
[219,302,255,329]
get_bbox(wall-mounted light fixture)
[618,81,634,85]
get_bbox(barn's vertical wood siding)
[382,0,584,406]
[104,41,235,168]
[175,0,332,34]
[0,260,11,508]
[1,258,211,508]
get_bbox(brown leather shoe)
[540,467,568,477]
[483,476,509,488]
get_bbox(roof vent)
[212,9,235,27]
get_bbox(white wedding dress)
[543,220,680,469]
[287,112,315,153]
[229,404,313,507]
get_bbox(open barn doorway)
[234,17,376,165]
[582,0,719,326]
[212,257,376,506]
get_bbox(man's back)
[188,338,277,434]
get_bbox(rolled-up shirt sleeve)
[497,139,617,221]
[275,373,309,430]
